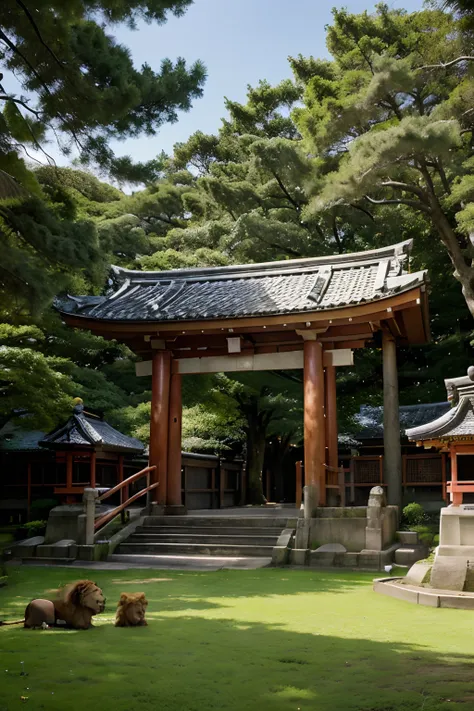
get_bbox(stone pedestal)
[44,505,84,544]
[429,506,474,592]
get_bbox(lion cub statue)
[20,580,105,629]
[115,592,148,627]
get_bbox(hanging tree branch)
[419,56,474,71]
[14,0,64,71]
[364,195,432,214]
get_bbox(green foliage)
[14,520,47,541]
[1,1,205,183]
[402,503,427,528]
[410,525,437,547]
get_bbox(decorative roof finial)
[468,366,474,382]
[72,397,84,414]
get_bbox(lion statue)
[115,592,148,627]
[0,580,105,630]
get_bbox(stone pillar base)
[164,505,187,516]
[149,503,165,516]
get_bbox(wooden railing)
[94,465,157,532]
[295,461,346,507]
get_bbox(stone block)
[418,591,440,608]
[404,562,432,586]
[373,579,418,604]
[295,519,310,549]
[340,552,359,568]
[12,536,44,558]
[397,531,419,545]
[290,548,309,566]
[358,550,381,569]
[430,556,468,591]
[440,594,474,610]
[395,546,429,567]
[275,529,294,549]
[314,543,347,553]
[365,528,383,552]
[76,544,95,561]
[45,506,83,544]
[379,544,398,567]
[272,546,289,566]
[310,551,335,567]
[36,539,77,559]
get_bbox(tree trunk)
[430,202,474,319]
[246,422,267,504]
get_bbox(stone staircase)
[110,515,289,566]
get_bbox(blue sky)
[30,0,426,169]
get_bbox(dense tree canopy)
[1,2,473,503]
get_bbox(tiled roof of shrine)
[407,374,474,442]
[39,403,144,453]
[57,240,427,323]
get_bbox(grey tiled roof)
[0,422,47,452]
[40,406,144,454]
[406,389,474,441]
[348,402,451,441]
[57,240,427,323]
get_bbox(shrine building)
[58,239,430,514]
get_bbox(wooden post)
[219,466,225,508]
[166,372,185,513]
[349,457,355,503]
[295,461,303,509]
[149,350,171,506]
[27,462,31,522]
[325,363,338,474]
[304,340,325,511]
[441,452,447,503]
[266,469,271,502]
[338,466,346,507]
[382,330,402,511]
[451,449,462,506]
[65,451,73,503]
[90,452,96,489]
[118,455,126,523]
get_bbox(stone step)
[115,541,275,557]
[142,516,288,528]
[21,557,76,566]
[395,545,429,567]
[109,553,272,570]
[135,526,281,537]
[128,533,279,545]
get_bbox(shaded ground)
[1,567,474,710]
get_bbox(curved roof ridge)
[109,239,414,284]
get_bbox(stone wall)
[309,508,367,552]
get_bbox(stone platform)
[373,576,474,609]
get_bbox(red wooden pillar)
[166,372,185,512]
[451,448,462,506]
[66,452,73,504]
[304,340,326,511]
[90,452,96,489]
[149,350,171,505]
[325,362,338,497]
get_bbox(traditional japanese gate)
[58,239,430,513]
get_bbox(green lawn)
[1,566,474,711]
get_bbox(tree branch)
[364,195,431,214]
[380,180,430,202]
[331,215,343,254]
[0,95,41,117]
[272,172,301,211]
[419,56,474,71]
[0,29,52,97]
[15,0,64,71]
[349,203,375,221]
